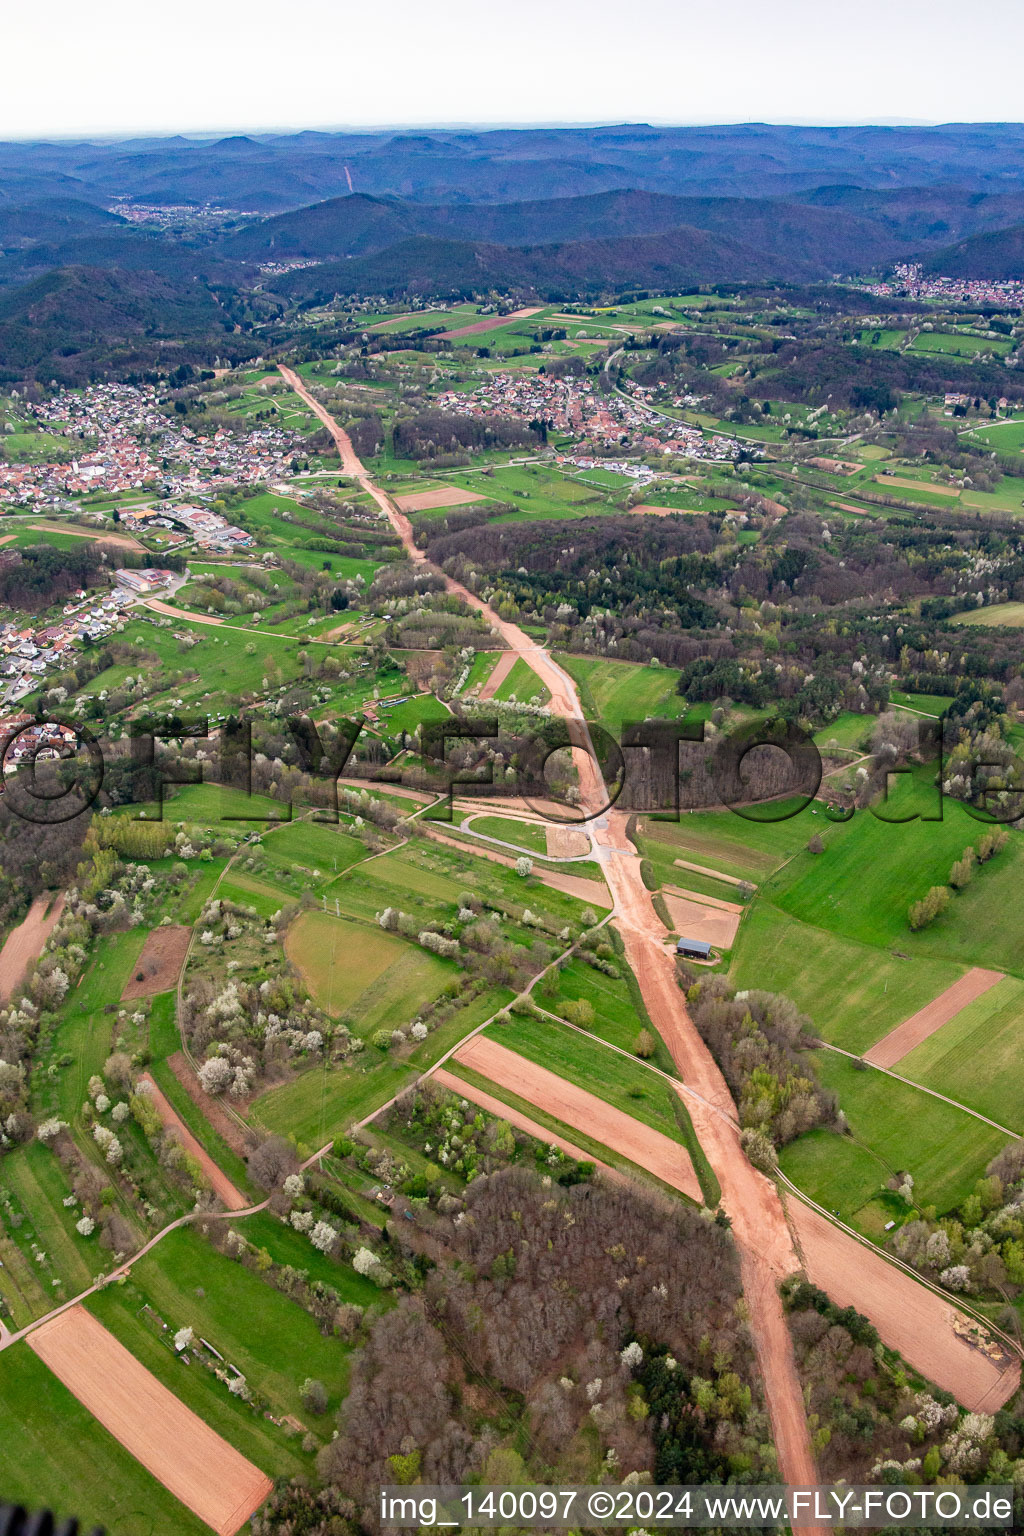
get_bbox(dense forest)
[254,1162,771,1533]
[0,542,108,610]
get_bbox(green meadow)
[0,1345,209,1536]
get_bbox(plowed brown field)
[864,967,1005,1067]
[454,1034,702,1201]
[27,1306,272,1535]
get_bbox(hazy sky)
[6,0,1024,139]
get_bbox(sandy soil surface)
[455,1034,702,1201]
[393,486,487,512]
[0,532,17,546]
[673,856,752,888]
[546,824,591,858]
[661,891,741,949]
[0,893,64,1004]
[807,457,861,475]
[477,649,517,700]
[628,503,701,516]
[422,824,611,906]
[143,599,223,625]
[434,1066,617,1171]
[28,521,144,550]
[877,476,960,498]
[122,925,192,999]
[436,306,543,339]
[27,1306,272,1535]
[789,1198,1021,1411]
[664,883,744,915]
[864,967,1004,1068]
[138,1072,248,1210]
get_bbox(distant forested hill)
[0,266,256,383]
[8,123,1024,210]
[925,223,1024,279]
[221,188,900,273]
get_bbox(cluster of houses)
[0,570,174,705]
[0,716,81,775]
[866,264,1024,310]
[434,371,742,462]
[0,382,305,510]
[557,454,656,482]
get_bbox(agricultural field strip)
[810,1038,1022,1141]
[452,1034,702,1203]
[26,1307,273,1536]
[864,967,1006,1068]
[432,1066,616,1171]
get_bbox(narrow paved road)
[278,365,826,1517]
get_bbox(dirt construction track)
[277,365,827,1528]
[789,1198,1021,1411]
[27,1306,273,1535]
[453,1034,702,1202]
[266,367,1024,1524]
[864,967,1004,1068]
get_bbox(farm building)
[676,937,712,960]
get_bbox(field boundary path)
[864,967,1005,1068]
[26,1305,273,1536]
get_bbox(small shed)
[676,937,712,961]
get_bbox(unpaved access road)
[27,1305,273,1536]
[277,364,827,1517]
[477,649,518,700]
[274,367,1024,1523]
[0,893,64,1004]
[454,1034,702,1202]
[865,967,1005,1068]
[142,598,223,625]
[789,1199,1021,1411]
[138,1072,248,1210]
